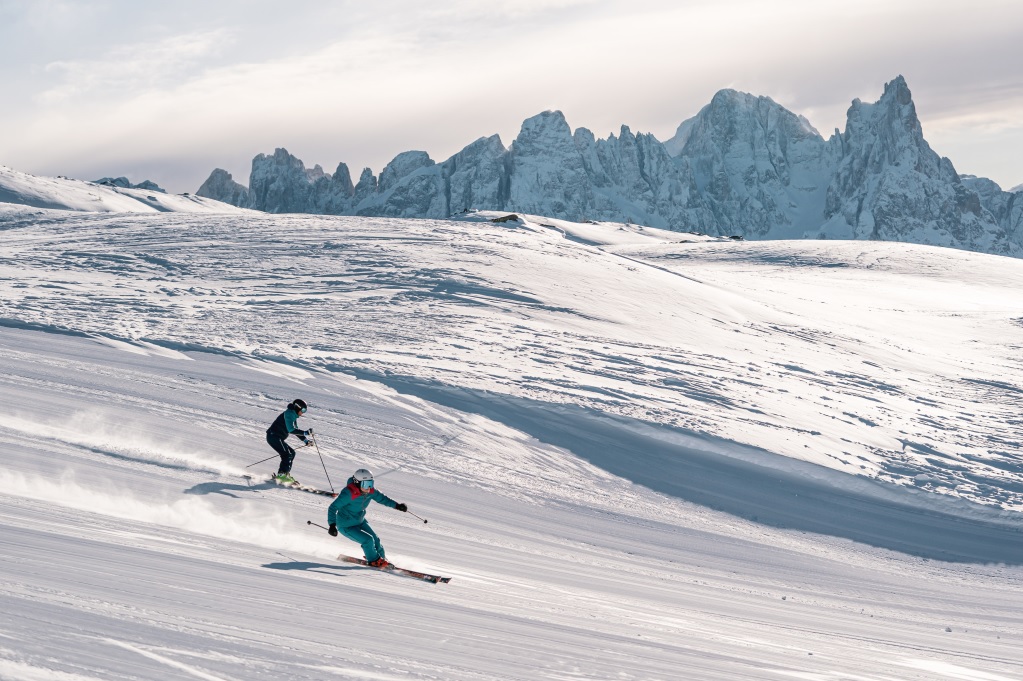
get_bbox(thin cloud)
[2,0,1021,191]
[40,29,234,104]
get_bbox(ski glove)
[395,503,408,513]
[328,523,338,536]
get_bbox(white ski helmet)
[353,468,374,482]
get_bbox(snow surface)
[0,166,252,214]
[1,205,1022,679]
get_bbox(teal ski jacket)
[267,405,308,441]
[328,477,398,528]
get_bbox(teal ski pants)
[339,521,385,562]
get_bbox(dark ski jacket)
[327,477,398,528]
[267,405,308,441]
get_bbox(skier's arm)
[327,495,343,526]
[371,490,398,509]
[328,491,356,526]
[284,410,309,440]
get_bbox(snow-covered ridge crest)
[197,76,1022,257]
[0,165,251,214]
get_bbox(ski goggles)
[359,479,374,490]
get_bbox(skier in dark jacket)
[266,399,312,484]
[326,468,408,567]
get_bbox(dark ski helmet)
[290,399,308,413]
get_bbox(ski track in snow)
[0,208,1022,679]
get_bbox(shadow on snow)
[262,561,353,573]
[184,481,270,498]
[356,371,1023,566]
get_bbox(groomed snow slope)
[0,207,1021,679]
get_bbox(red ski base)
[337,555,451,584]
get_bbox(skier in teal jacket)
[266,399,311,484]
[327,468,407,567]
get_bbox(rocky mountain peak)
[246,148,318,213]
[259,148,305,171]
[94,177,167,193]
[194,77,1020,257]
[332,162,354,196]
[379,151,435,192]
[305,164,327,183]
[512,111,574,155]
[885,74,913,105]
[668,87,835,237]
[821,76,1008,250]
[197,169,249,206]
[841,76,930,161]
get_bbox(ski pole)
[246,454,277,468]
[406,510,428,524]
[245,443,311,468]
[307,520,329,531]
[310,435,335,493]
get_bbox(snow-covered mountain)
[819,77,1011,253]
[0,165,250,213]
[200,115,719,231]
[94,176,167,193]
[198,76,1022,257]
[961,174,1023,245]
[665,88,838,239]
[2,206,1022,679]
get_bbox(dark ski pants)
[266,432,296,474]
[339,521,385,562]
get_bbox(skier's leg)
[265,433,296,474]
[279,442,296,474]
[339,522,383,562]
[365,522,386,559]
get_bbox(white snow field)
[0,165,251,214]
[0,205,1021,680]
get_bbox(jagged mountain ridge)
[94,177,166,194]
[198,76,1022,256]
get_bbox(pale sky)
[2,0,1021,193]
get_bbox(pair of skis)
[298,520,447,583]
[243,473,337,497]
[336,554,451,584]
